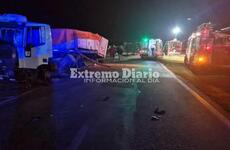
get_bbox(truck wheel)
[58,54,76,75]
[39,69,51,84]
[15,70,24,82]
[43,70,51,83]
[24,71,37,89]
[98,59,104,63]
[75,55,86,69]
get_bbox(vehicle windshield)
[0,28,23,47]
[0,45,16,59]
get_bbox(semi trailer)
[51,29,108,75]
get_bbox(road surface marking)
[67,125,89,150]
[160,63,230,129]
[0,89,37,107]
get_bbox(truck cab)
[0,14,52,81]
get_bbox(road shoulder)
[159,61,230,128]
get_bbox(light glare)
[172,27,181,35]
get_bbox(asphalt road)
[0,60,229,150]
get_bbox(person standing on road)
[108,45,116,60]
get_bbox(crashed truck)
[52,29,108,75]
[0,14,108,83]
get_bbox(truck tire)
[75,54,85,68]
[37,67,51,84]
[14,69,25,82]
[58,54,76,76]
[42,69,51,84]
[24,70,37,88]
[98,59,104,63]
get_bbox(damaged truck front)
[0,14,53,83]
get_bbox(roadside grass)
[158,55,230,117]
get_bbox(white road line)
[160,63,230,129]
[0,98,16,106]
[67,125,89,150]
[0,88,37,107]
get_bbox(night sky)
[1,0,230,43]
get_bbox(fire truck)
[0,14,108,83]
[184,23,230,70]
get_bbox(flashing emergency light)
[206,46,211,50]
[143,37,149,43]
[198,57,204,62]
[139,50,145,54]
[196,32,201,36]
[197,56,207,64]
[202,29,208,35]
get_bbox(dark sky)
[1,0,230,43]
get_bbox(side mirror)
[25,45,32,57]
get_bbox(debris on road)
[154,107,166,115]
[25,116,42,126]
[151,115,160,121]
[151,107,166,121]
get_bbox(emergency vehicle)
[139,39,163,58]
[164,39,182,55]
[184,23,230,70]
[0,14,108,83]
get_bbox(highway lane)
[0,60,229,150]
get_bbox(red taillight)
[203,30,208,34]
[139,50,144,54]
[201,45,212,52]
[205,46,212,53]
[206,46,211,50]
